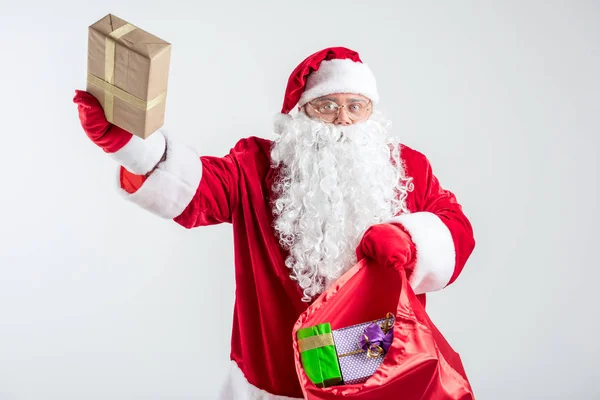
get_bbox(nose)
[334,107,353,125]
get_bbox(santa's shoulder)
[228,136,273,158]
[398,143,433,172]
[224,136,275,175]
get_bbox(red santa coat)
[116,133,475,399]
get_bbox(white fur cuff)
[217,360,303,400]
[389,212,456,294]
[109,131,166,175]
[118,133,202,219]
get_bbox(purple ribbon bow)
[360,321,394,358]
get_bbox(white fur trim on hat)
[298,58,379,106]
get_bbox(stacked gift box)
[297,313,395,387]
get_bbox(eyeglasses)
[306,98,372,123]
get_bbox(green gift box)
[297,323,343,388]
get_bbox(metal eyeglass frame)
[305,99,372,122]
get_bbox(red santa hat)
[280,47,379,114]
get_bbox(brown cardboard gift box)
[86,14,171,139]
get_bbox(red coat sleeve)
[173,152,240,228]
[117,133,246,228]
[389,148,475,294]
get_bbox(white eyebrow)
[348,98,368,103]
[313,97,338,102]
[314,97,367,103]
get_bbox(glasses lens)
[309,101,337,122]
[346,101,369,120]
[316,102,338,115]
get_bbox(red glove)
[73,90,166,175]
[356,223,417,273]
[73,90,132,152]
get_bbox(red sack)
[292,259,475,399]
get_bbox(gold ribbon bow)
[338,312,395,359]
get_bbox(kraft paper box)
[86,14,171,139]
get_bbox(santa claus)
[73,47,475,399]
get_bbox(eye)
[318,102,338,113]
[349,102,365,112]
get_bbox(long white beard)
[270,110,412,302]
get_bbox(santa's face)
[301,93,373,125]
[270,107,412,302]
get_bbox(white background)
[1,1,598,399]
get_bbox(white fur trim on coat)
[118,132,202,219]
[216,360,303,400]
[389,212,456,294]
[298,58,379,106]
[109,130,166,175]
